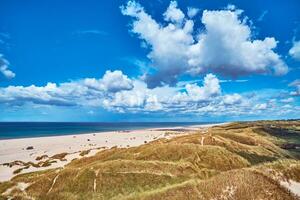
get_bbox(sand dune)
[0,124,213,182]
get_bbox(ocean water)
[0,122,217,140]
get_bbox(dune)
[1,120,300,199]
[0,124,210,182]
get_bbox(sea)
[0,122,218,140]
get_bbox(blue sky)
[0,0,299,122]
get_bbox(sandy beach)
[0,123,224,182]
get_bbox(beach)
[0,123,223,182]
[1,120,300,199]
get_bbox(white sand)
[281,180,300,197]
[0,124,219,182]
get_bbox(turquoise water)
[0,122,218,140]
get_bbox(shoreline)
[0,123,226,182]
[0,122,224,141]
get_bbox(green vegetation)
[1,120,300,199]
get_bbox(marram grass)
[1,120,300,200]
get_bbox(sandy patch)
[281,180,300,197]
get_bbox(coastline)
[0,123,225,182]
[0,122,221,140]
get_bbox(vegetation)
[51,152,68,161]
[79,150,91,156]
[1,120,300,199]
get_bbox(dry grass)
[1,120,300,200]
[127,169,297,200]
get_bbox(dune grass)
[1,120,300,199]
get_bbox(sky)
[0,0,299,122]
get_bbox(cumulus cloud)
[0,54,15,79]
[3,82,93,106]
[163,1,185,24]
[104,73,222,113]
[183,73,221,101]
[289,41,300,61]
[121,1,288,88]
[0,70,298,118]
[102,73,274,118]
[0,71,221,113]
[84,70,133,92]
[103,80,148,110]
[189,10,288,77]
[0,70,133,107]
[121,1,194,87]
[223,93,242,105]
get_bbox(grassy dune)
[1,120,300,199]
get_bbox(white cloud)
[144,95,163,111]
[226,4,236,11]
[289,79,300,96]
[84,70,133,92]
[0,83,75,106]
[188,9,288,77]
[103,79,179,112]
[163,1,185,24]
[254,103,267,110]
[121,1,288,88]
[223,93,242,105]
[0,70,134,107]
[105,73,221,114]
[282,104,292,109]
[121,1,194,87]
[280,97,294,103]
[170,74,221,106]
[289,41,300,61]
[0,70,298,118]
[187,7,199,18]
[104,80,147,109]
[219,79,248,83]
[0,54,15,79]
[185,73,221,101]
[289,79,300,87]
